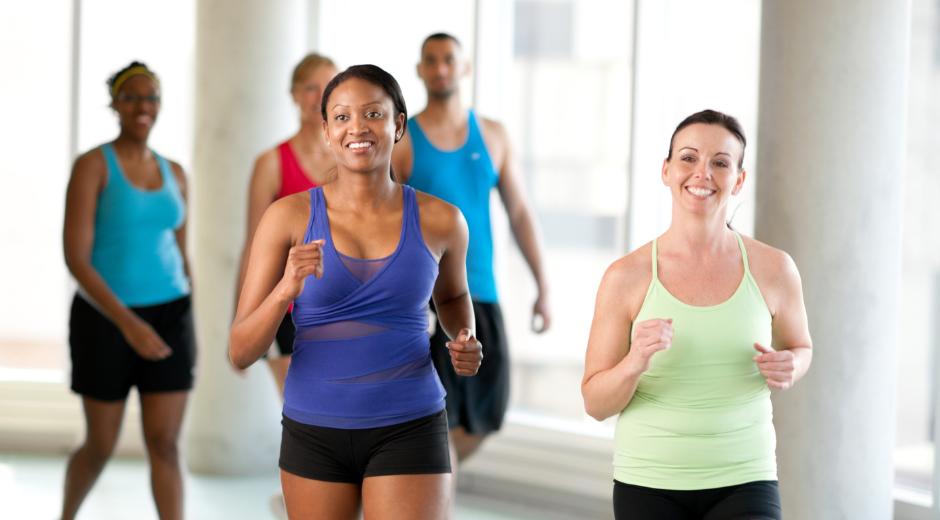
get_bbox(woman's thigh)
[280,470,361,520]
[362,473,451,520]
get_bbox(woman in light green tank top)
[582,110,813,519]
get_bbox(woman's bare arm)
[229,195,318,368]
[63,151,171,360]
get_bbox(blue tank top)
[283,185,446,429]
[90,143,189,306]
[406,110,499,302]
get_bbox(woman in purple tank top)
[230,65,482,519]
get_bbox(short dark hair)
[320,65,408,142]
[421,32,462,54]
[667,109,746,169]
[107,61,159,99]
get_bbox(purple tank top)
[283,185,445,428]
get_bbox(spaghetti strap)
[733,232,750,273]
[651,239,659,279]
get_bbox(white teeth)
[348,142,372,149]
[687,187,714,197]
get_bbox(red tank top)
[276,141,317,198]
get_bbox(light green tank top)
[613,232,776,490]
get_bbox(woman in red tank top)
[235,54,338,393]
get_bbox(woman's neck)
[421,95,465,126]
[112,133,150,161]
[326,168,399,211]
[293,118,327,151]
[661,211,736,257]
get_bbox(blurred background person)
[392,32,552,473]
[61,61,195,520]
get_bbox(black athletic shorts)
[279,410,451,483]
[429,300,509,434]
[613,480,781,520]
[69,294,196,401]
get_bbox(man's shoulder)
[473,112,510,170]
[475,114,508,139]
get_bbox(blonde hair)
[291,53,336,89]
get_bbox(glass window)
[493,0,635,427]
[896,0,939,500]
[0,3,74,379]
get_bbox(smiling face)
[322,77,405,175]
[292,63,338,125]
[662,123,746,217]
[111,74,160,141]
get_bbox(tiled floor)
[0,452,579,519]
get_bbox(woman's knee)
[80,426,122,462]
[143,431,180,462]
[80,439,117,464]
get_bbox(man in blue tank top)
[392,32,552,467]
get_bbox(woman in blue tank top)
[61,62,194,520]
[231,65,482,519]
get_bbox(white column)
[755,0,911,517]
[186,0,307,475]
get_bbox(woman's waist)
[619,392,772,436]
[283,365,446,428]
[91,233,184,272]
[293,322,428,345]
[635,371,769,405]
[289,331,434,380]
[614,406,777,484]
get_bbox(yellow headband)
[110,66,158,98]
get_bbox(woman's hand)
[753,343,796,390]
[625,318,673,375]
[531,292,551,333]
[277,240,324,301]
[446,328,483,376]
[120,316,172,361]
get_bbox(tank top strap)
[733,231,751,274]
[651,238,659,279]
[152,151,179,193]
[303,187,322,244]
[402,185,419,233]
[407,116,430,147]
[100,143,124,187]
[277,141,292,168]
[466,110,486,149]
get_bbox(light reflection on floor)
[0,452,578,520]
